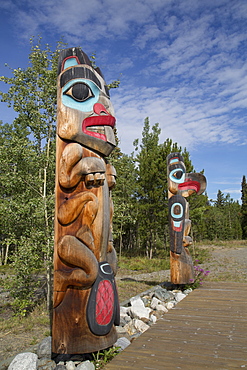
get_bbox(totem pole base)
[52,288,117,355]
[170,248,194,285]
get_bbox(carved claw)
[85,173,105,188]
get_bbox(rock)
[183,288,193,294]
[129,297,151,320]
[141,296,150,306]
[156,304,168,313]
[55,365,66,370]
[166,301,175,309]
[174,292,186,302]
[152,310,163,319]
[66,361,76,370]
[150,314,157,324]
[162,291,175,302]
[120,306,129,315]
[37,337,52,359]
[8,352,38,370]
[116,325,128,335]
[133,319,150,333]
[140,317,150,324]
[154,290,164,301]
[150,297,162,310]
[114,337,131,351]
[124,321,137,336]
[124,315,131,323]
[37,358,56,370]
[76,360,95,370]
[119,316,128,326]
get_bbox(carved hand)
[59,143,106,188]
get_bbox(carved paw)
[85,173,105,188]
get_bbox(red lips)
[82,103,116,141]
[178,180,200,193]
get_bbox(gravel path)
[117,244,247,283]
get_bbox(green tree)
[111,151,137,258]
[241,175,247,239]
[0,37,65,314]
[202,191,242,241]
[215,190,225,208]
[133,118,194,258]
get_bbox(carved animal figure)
[52,48,119,356]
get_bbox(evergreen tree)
[133,118,194,258]
[241,175,247,239]
[215,190,225,208]
[111,152,137,258]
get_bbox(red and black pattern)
[87,262,120,336]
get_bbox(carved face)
[167,153,186,195]
[57,48,116,156]
[167,152,207,197]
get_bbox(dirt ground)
[0,242,247,367]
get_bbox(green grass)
[0,300,50,333]
[118,256,170,273]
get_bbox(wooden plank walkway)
[105,282,247,369]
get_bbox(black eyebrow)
[60,67,101,89]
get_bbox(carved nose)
[93,103,109,116]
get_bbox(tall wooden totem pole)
[52,48,119,356]
[167,153,207,284]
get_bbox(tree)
[133,118,194,258]
[215,190,225,208]
[0,37,65,314]
[241,175,247,239]
[111,152,137,258]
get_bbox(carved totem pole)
[167,153,206,284]
[52,48,119,355]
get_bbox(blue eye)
[63,82,94,102]
[169,168,185,184]
[62,78,100,112]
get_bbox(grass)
[0,300,50,333]
[118,256,170,273]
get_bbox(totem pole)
[52,48,119,356]
[167,153,206,284]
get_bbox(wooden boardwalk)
[106,282,247,369]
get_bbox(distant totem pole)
[52,48,119,355]
[167,153,207,284]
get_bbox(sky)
[0,0,246,203]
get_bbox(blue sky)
[0,0,246,203]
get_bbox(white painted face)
[57,52,116,156]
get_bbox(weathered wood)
[52,48,119,355]
[167,153,207,284]
[105,282,247,369]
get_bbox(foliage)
[92,346,120,369]
[0,37,64,313]
[132,118,194,258]
[111,151,137,258]
[241,175,247,239]
[187,261,210,289]
[118,256,170,272]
